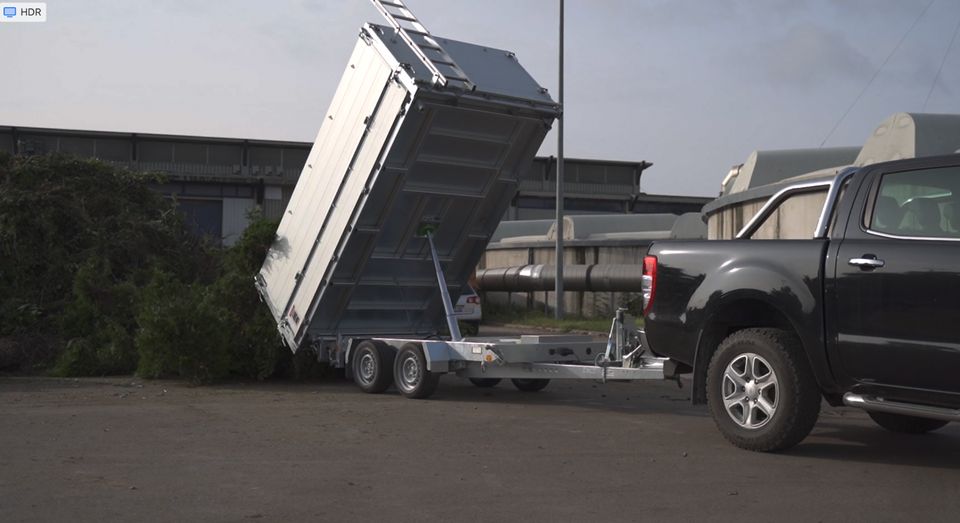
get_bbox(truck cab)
[829,155,960,406]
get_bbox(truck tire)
[469,378,502,388]
[511,378,550,392]
[867,412,949,434]
[351,340,395,394]
[706,328,820,452]
[394,343,440,399]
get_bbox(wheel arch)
[343,338,363,380]
[344,338,395,378]
[690,297,819,404]
[417,340,452,373]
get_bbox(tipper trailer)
[256,0,666,398]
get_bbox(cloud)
[828,0,929,18]
[750,23,873,87]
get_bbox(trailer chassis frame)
[325,234,666,398]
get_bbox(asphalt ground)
[2,326,959,522]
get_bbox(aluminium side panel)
[257,39,410,350]
[286,79,411,348]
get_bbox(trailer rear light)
[642,255,657,316]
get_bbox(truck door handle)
[848,256,885,269]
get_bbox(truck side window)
[868,166,960,239]
[750,189,828,240]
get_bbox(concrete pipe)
[475,264,644,292]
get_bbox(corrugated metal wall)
[262,185,290,222]
[222,198,256,246]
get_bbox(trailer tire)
[394,343,440,399]
[351,340,395,394]
[706,328,820,452]
[867,412,949,434]
[511,378,550,392]
[469,378,501,388]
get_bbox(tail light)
[642,255,657,316]
[466,296,480,304]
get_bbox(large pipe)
[475,264,644,292]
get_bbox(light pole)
[554,0,565,319]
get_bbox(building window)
[175,199,223,240]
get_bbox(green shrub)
[212,270,288,380]
[0,154,206,373]
[135,271,232,384]
[52,258,139,376]
[134,213,288,384]
[205,214,288,381]
[0,154,291,381]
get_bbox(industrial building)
[0,125,710,245]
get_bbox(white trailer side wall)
[258,40,404,341]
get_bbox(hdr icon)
[0,3,47,22]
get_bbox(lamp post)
[554,0,565,319]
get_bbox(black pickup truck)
[643,154,960,451]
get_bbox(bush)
[135,271,232,383]
[0,154,290,382]
[0,154,207,373]
[0,334,59,373]
[211,213,289,380]
[134,212,292,384]
[53,258,139,376]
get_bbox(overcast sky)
[3,0,959,195]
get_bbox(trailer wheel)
[511,378,549,392]
[394,343,440,399]
[469,378,501,388]
[867,412,949,434]
[706,328,820,452]
[351,340,395,394]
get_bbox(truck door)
[832,156,960,397]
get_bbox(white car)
[454,286,482,335]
